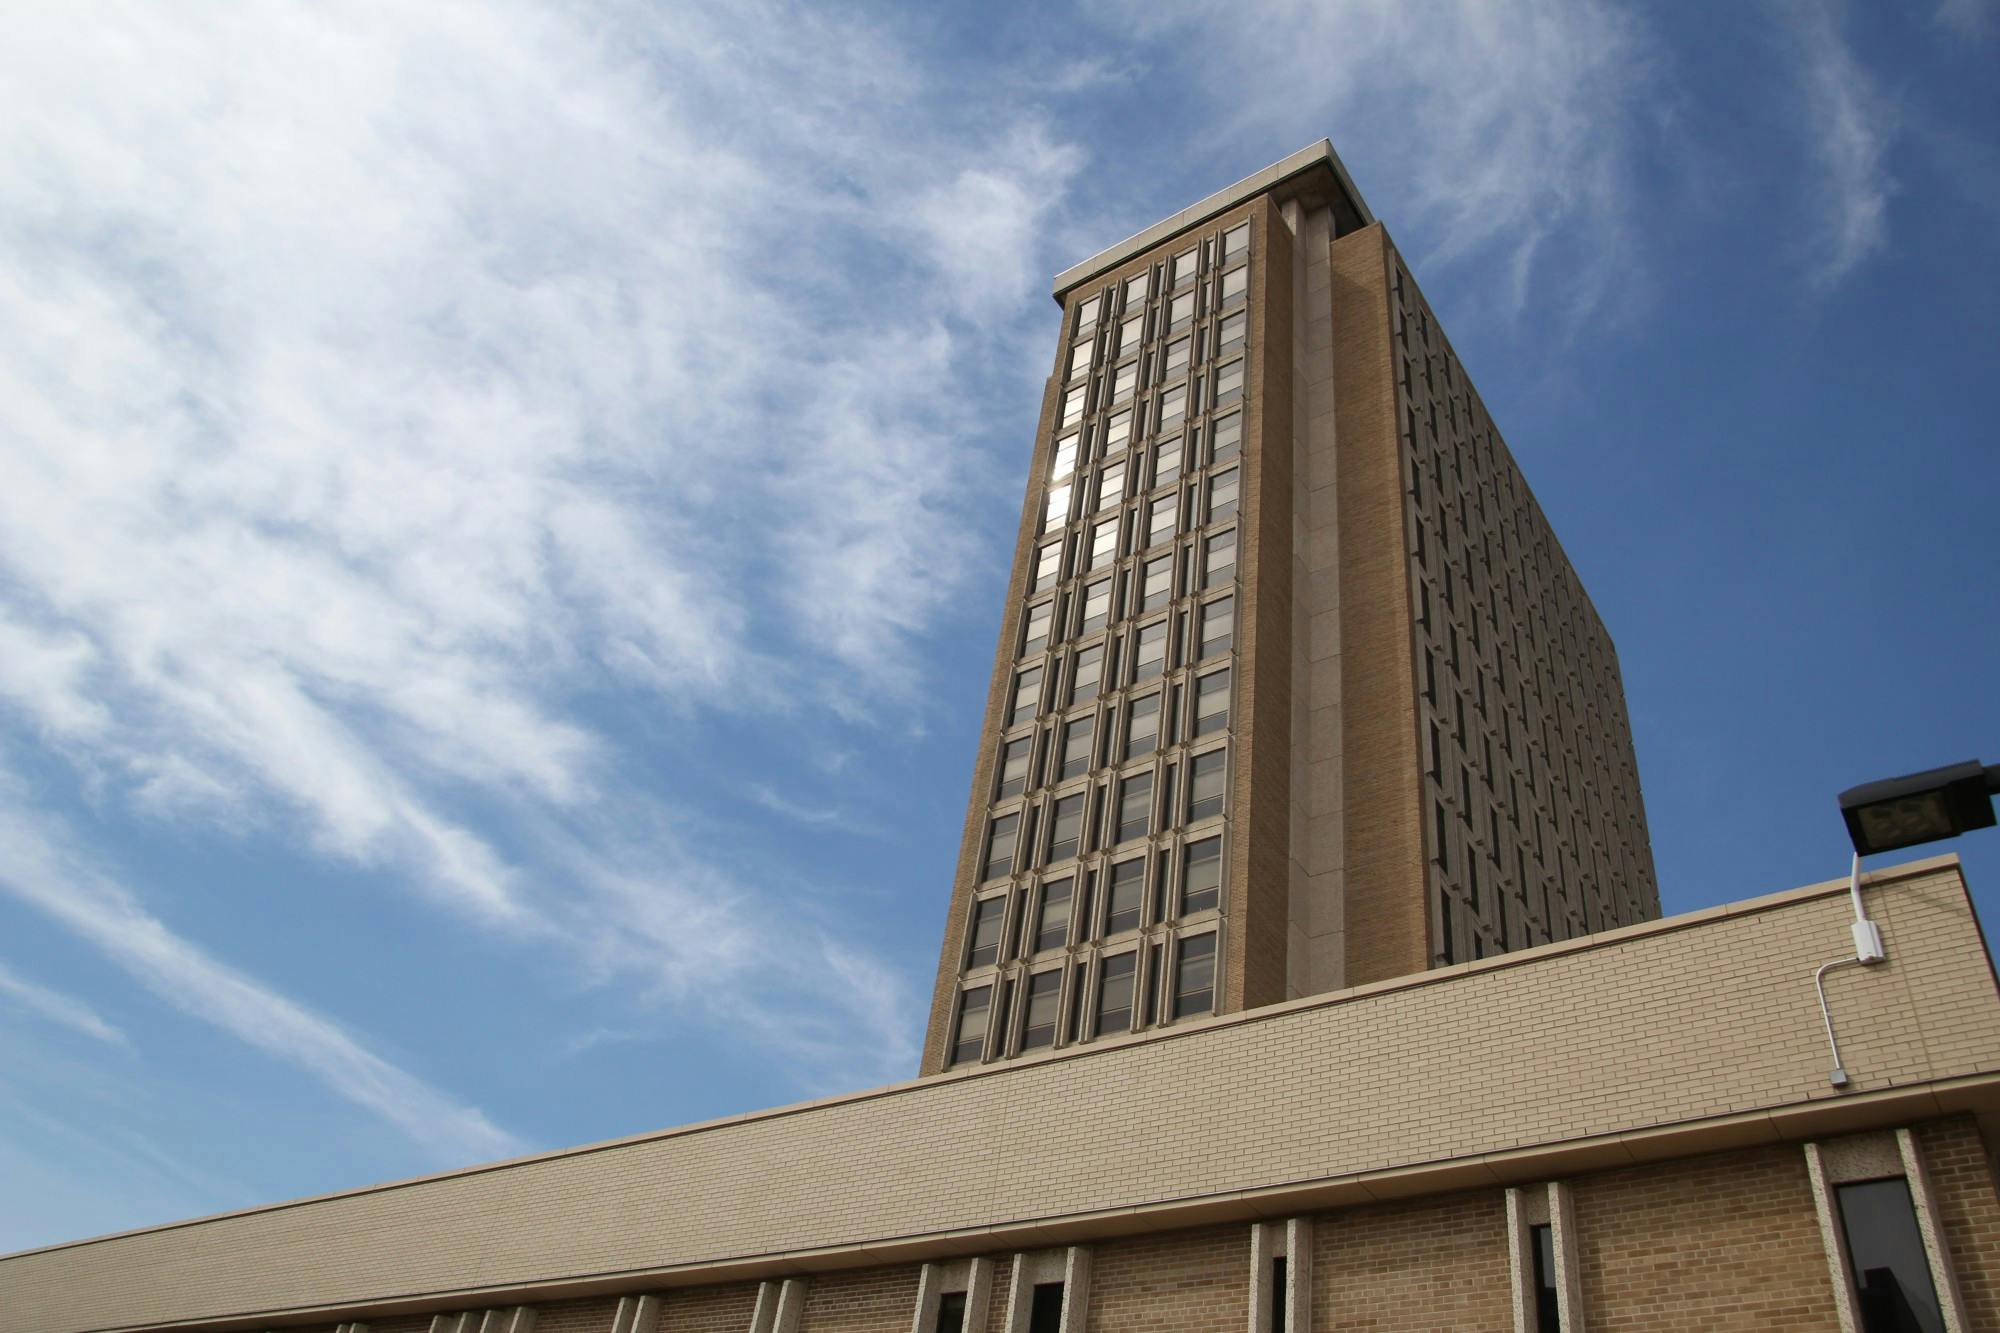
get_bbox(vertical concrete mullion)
[1547,1181,1585,1332]
[773,1278,807,1333]
[1896,1127,1973,1332]
[1504,1187,1534,1333]
[750,1280,782,1333]
[1803,1142,1862,1333]
[966,1256,996,1332]
[1002,1253,1032,1333]
[1059,1246,1092,1333]
[1285,1215,1313,1333]
[911,1262,941,1333]
[1247,1222,1275,1333]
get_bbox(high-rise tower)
[921,142,1658,1075]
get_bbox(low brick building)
[4,857,1998,1332]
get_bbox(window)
[1019,970,1062,1051]
[1148,494,1178,548]
[1172,248,1199,289]
[1087,518,1119,571]
[1836,1178,1946,1332]
[1060,717,1094,779]
[982,814,1019,881]
[1101,408,1132,455]
[1203,530,1236,588]
[1047,794,1085,864]
[1158,383,1187,429]
[1182,837,1221,913]
[1210,411,1241,463]
[1094,462,1126,513]
[965,896,1006,969]
[1021,600,1053,657]
[1219,266,1248,307]
[1217,310,1245,351]
[1066,341,1092,382]
[1074,295,1102,336]
[1111,361,1137,404]
[1105,859,1144,934]
[1031,540,1063,593]
[1131,621,1167,682]
[1223,223,1249,259]
[1095,953,1136,1034]
[1174,933,1216,1017]
[1188,749,1226,821]
[1029,1282,1066,1333]
[1194,669,1230,735]
[1153,434,1183,487]
[1168,290,1196,328]
[1530,1225,1559,1333]
[1125,692,1161,760]
[938,1292,968,1333]
[1213,358,1244,406]
[1062,385,1085,426]
[951,986,990,1065]
[1271,1257,1287,1333]
[1036,877,1073,952]
[1009,668,1042,726]
[1078,581,1111,634]
[1043,482,1071,531]
[1124,271,1150,305]
[1118,313,1143,358]
[1117,773,1153,843]
[1140,555,1173,611]
[996,737,1031,799]
[1208,467,1239,522]
[1163,335,1191,377]
[1050,435,1078,482]
[1200,596,1234,659]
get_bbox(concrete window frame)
[1247,1217,1313,1333]
[1804,1128,1971,1332]
[1505,1182,1582,1332]
[1002,1247,1091,1333]
[911,1258,995,1333]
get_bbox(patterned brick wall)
[1084,1224,1249,1333]
[1312,1191,1512,1330]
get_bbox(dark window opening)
[1837,1178,1945,1332]
[1271,1255,1288,1333]
[1028,1282,1066,1333]
[936,1291,967,1333]
[1531,1223,1560,1332]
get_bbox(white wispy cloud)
[0,0,1079,1130]
[0,961,125,1046]
[0,799,521,1160]
[1776,0,1898,288]
[1099,0,1670,325]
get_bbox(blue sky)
[0,0,1995,1253]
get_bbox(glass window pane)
[1095,953,1136,1034]
[1067,341,1092,381]
[1140,556,1174,612]
[1118,773,1153,844]
[1125,692,1161,760]
[1218,310,1246,350]
[1106,859,1144,934]
[1050,435,1078,482]
[1132,621,1168,682]
[1220,266,1248,306]
[1032,540,1063,593]
[1174,933,1216,1018]
[1158,383,1187,429]
[1172,249,1199,289]
[1061,717,1094,779]
[1169,290,1196,328]
[1149,495,1178,547]
[1021,600,1053,657]
[1112,361,1137,403]
[938,1292,968,1333]
[1209,467,1239,522]
[1044,481,1072,529]
[1020,970,1063,1050]
[1223,224,1249,259]
[1182,836,1221,913]
[1211,411,1241,463]
[1204,530,1236,588]
[966,895,1006,969]
[1530,1225,1560,1333]
[1214,358,1244,405]
[1154,435,1184,487]
[983,814,1019,880]
[952,985,991,1065]
[1088,518,1120,570]
[1036,877,1073,953]
[997,737,1032,798]
[1080,580,1111,633]
[1195,669,1230,736]
[1164,335,1191,376]
[1200,596,1234,660]
[1836,1179,1946,1333]
[1189,749,1226,821]
[1010,668,1042,726]
[1047,794,1085,864]
[1095,463,1126,513]
[1102,409,1132,454]
[1125,271,1150,305]
[1062,385,1086,426]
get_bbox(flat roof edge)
[1051,139,1376,302]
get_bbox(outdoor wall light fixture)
[1818,756,1997,1088]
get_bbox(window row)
[964,834,1224,975]
[1070,222,1249,340]
[996,667,1231,800]
[1053,368,1245,492]
[1048,407,1240,511]
[1043,449,1238,544]
[1022,528,1235,658]
[951,929,1218,1065]
[981,748,1229,880]
[1007,596,1233,728]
